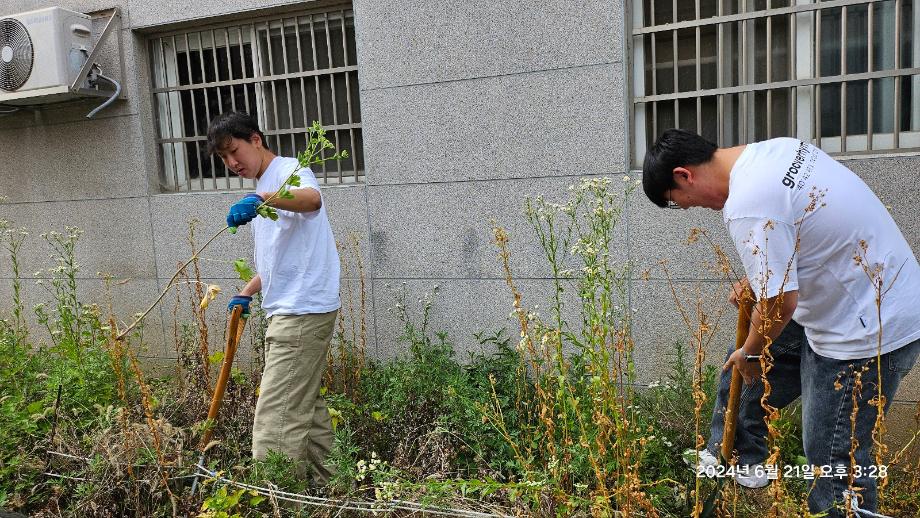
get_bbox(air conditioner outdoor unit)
[0,7,93,105]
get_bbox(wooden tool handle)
[722,287,753,464]
[199,305,247,449]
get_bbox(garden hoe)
[190,304,248,495]
[700,286,754,517]
[722,286,754,463]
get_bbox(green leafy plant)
[325,414,362,493]
[359,286,485,473]
[198,484,263,518]
[234,450,310,498]
[232,259,255,283]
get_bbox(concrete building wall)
[1,0,917,420]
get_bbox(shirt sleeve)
[292,166,321,192]
[727,217,799,300]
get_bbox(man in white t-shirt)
[642,129,920,517]
[207,112,341,486]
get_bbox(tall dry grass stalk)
[185,220,213,401]
[658,255,728,518]
[82,218,253,516]
[674,194,811,516]
[326,232,368,399]
[850,239,920,516]
[486,177,660,516]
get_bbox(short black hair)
[206,112,269,154]
[642,129,718,207]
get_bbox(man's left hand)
[227,294,253,316]
[723,348,762,385]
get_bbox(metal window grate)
[630,0,920,167]
[149,5,363,192]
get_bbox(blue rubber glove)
[226,194,264,233]
[227,295,252,316]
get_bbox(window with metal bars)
[630,0,920,168]
[149,5,362,192]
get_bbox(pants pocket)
[265,315,304,351]
[310,310,338,343]
[887,339,920,374]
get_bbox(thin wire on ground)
[42,450,511,518]
[195,464,513,518]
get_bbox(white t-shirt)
[723,138,920,360]
[252,156,340,317]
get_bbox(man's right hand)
[729,276,751,309]
[723,347,762,385]
[228,295,253,316]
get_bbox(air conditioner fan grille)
[0,18,34,92]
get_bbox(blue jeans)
[706,320,920,517]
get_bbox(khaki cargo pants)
[252,310,338,485]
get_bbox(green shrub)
[357,287,511,478]
[0,227,127,512]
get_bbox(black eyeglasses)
[665,188,681,210]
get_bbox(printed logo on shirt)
[782,141,815,189]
